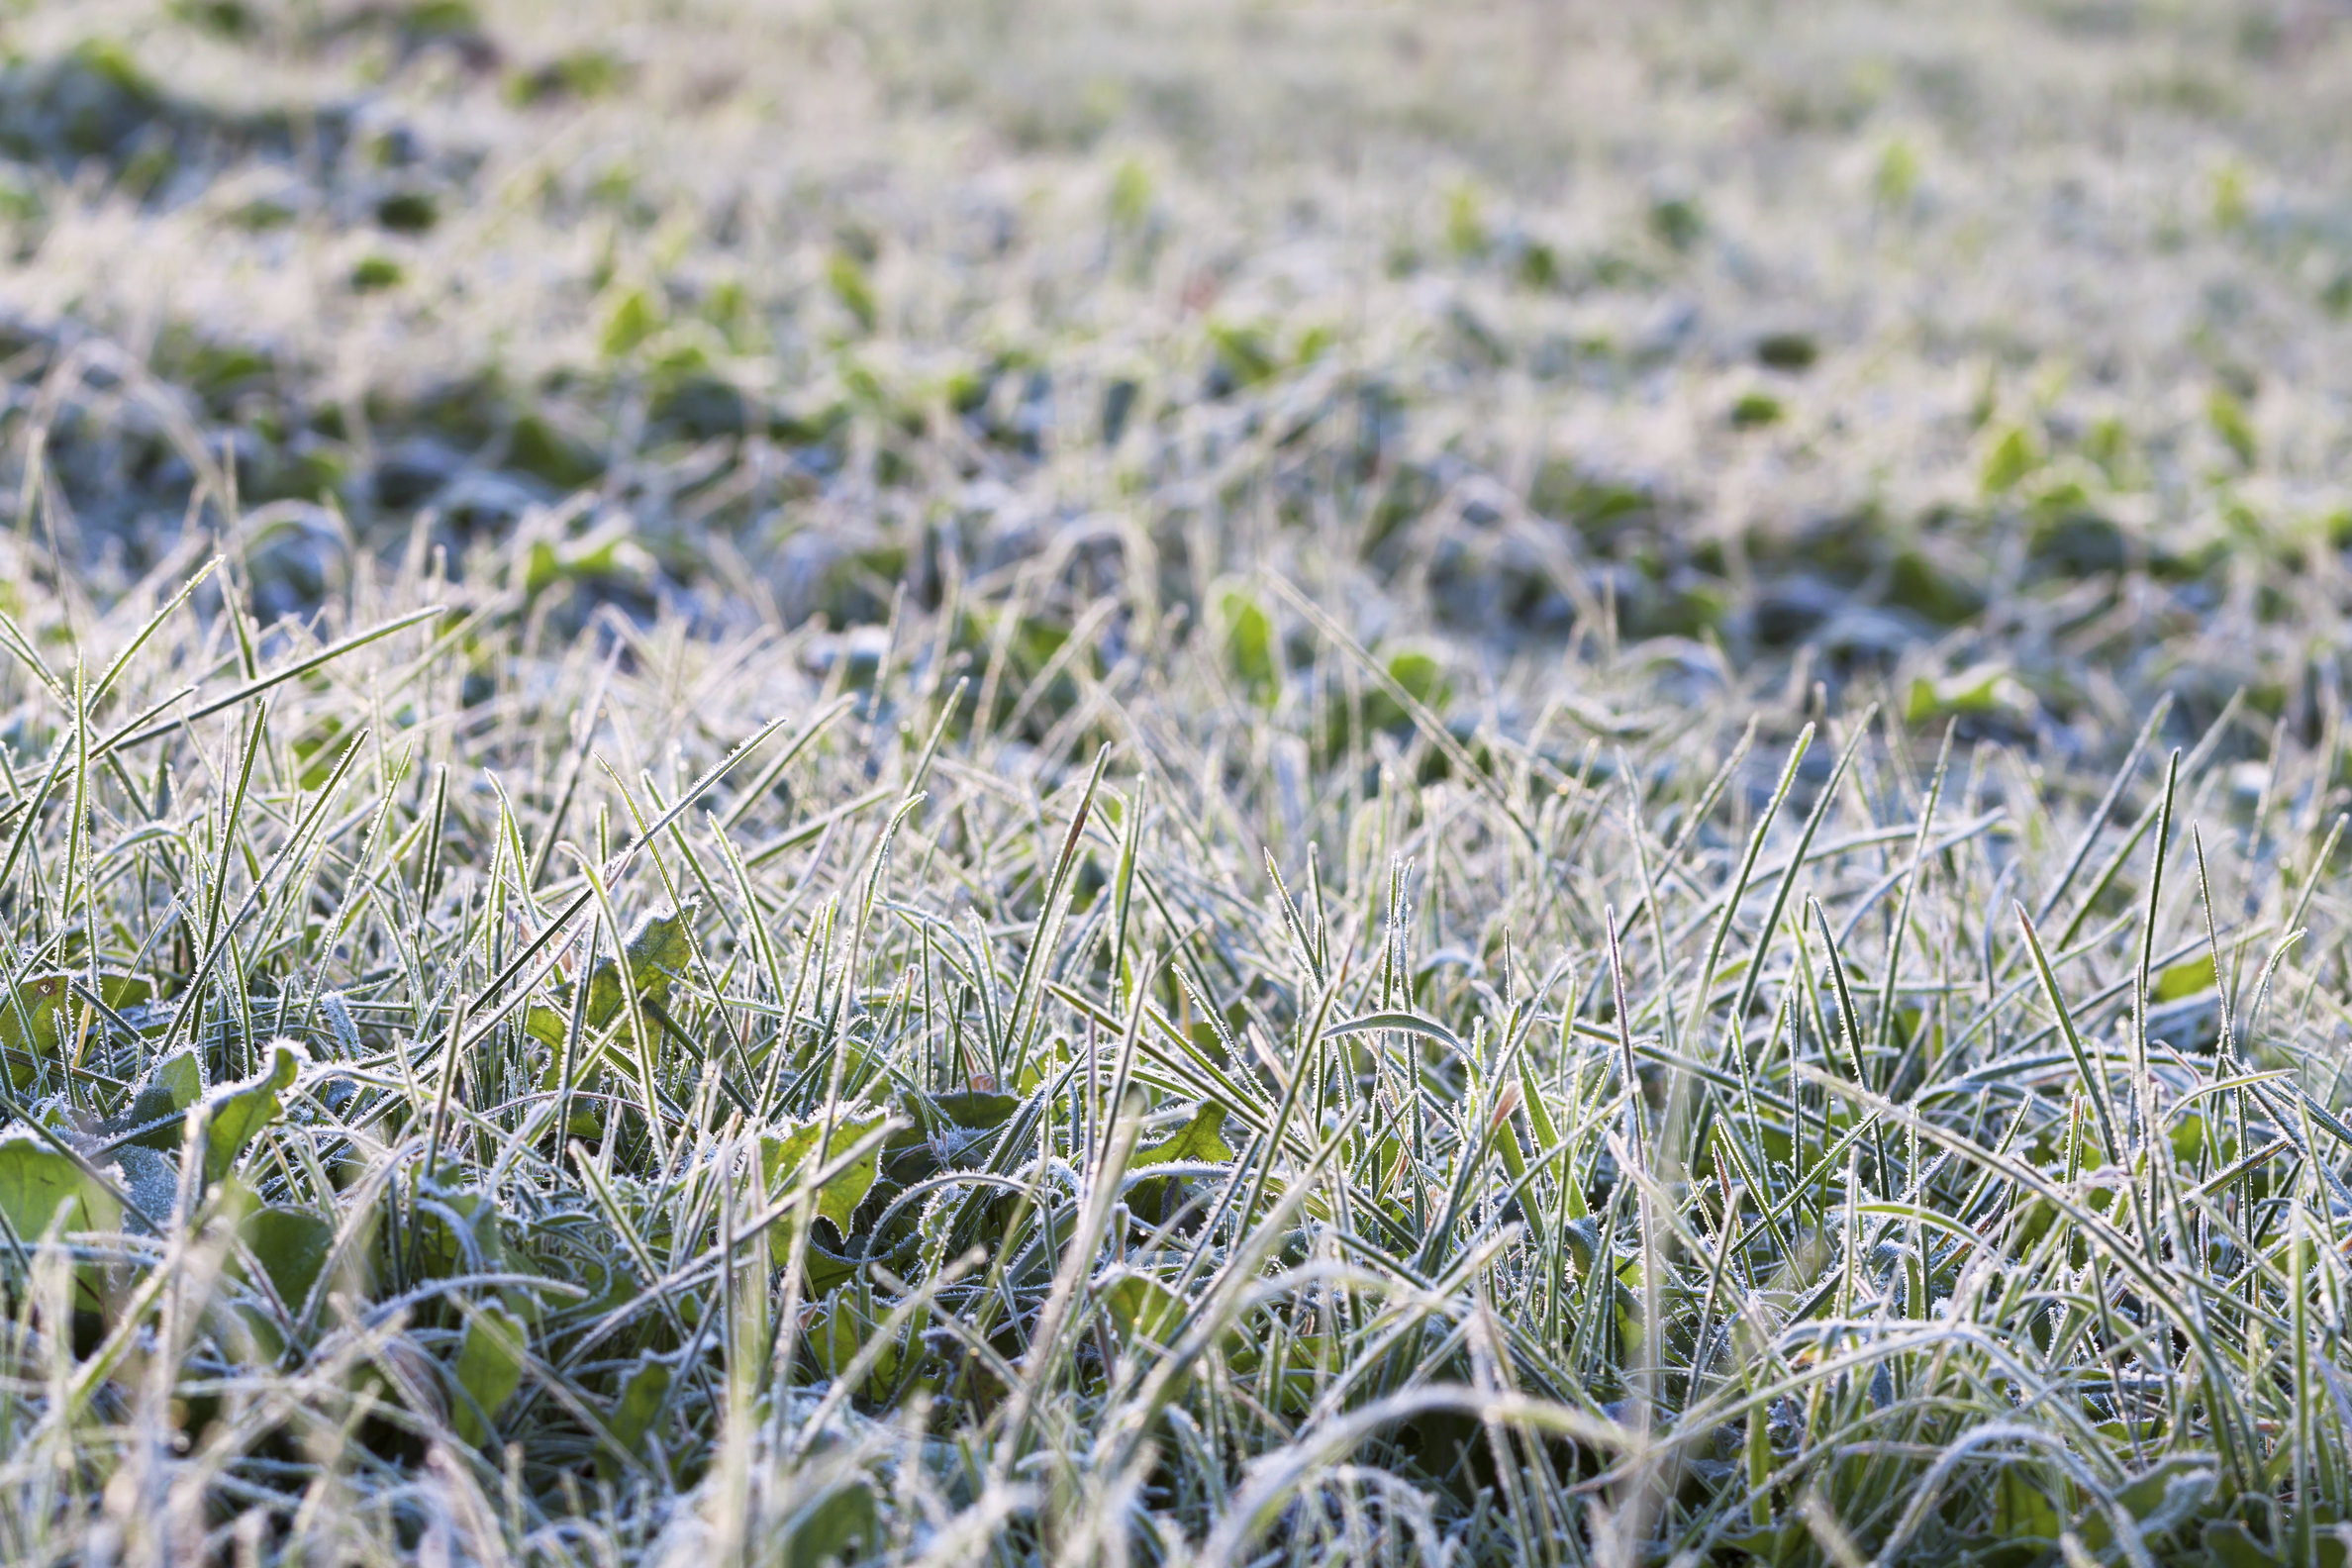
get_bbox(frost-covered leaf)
[200,1040,306,1185]
[527,901,699,1055]
[761,1108,889,1257]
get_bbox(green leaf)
[598,1356,672,1480]
[761,1108,889,1256]
[2208,388,2258,469]
[914,1089,1020,1132]
[240,1205,336,1312]
[2204,1521,2281,1568]
[1981,424,2040,494]
[783,1482,879,1568]
[1219,588,1276,704]
[802,1236,861,1296]
[1133,1100,1231,1168]
[2154,956,2214,1003]
[1904,662,2032,728]
[828,253,879,333]
[200,1040,306,1185]
[409,1169,528,1314]
[1099,1270,1186,1349]
[0,1132,123,1308]
[450,1302,527,1447]
[0,1131,121,1240]
[0,973,68,1087]
[883,1089,1020,1180]
[2170,1113,2212,1166]
[598,285,662,358]
[125,1050,202,1150]
[806,1292,866,1376]
[528,902,698,1056]
[1208,322,1278,388]
[2103,1458,2213,1539]
[1128,1100,1231,1216]
[1356,648,1451,736]
[1993,1468,2062,1539]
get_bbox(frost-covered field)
[5,3,2352,1564]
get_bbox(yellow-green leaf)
[761,1108,888,1257]
[806,1293,866,1376]
[2153,957,2213,1004]
[1133,1100,1231,1168]
[1980,424,2039,494]
[598,1356,672,1481]
[1099,1270,1186,1349]
[0,1132,121,1240]
[1128,1100,1231,1215]
[0,972,68,1088]
[529,902,698,1055]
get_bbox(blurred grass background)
[4,0,2352,735]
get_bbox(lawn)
[3,1,2352,1563]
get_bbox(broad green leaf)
[1133,1100,1231,1168]
[1219,587,1276,705]
[0,1132,123,1307]
[1980,423,2039,494]
[2208,388,2258,469]
[241,1206,336,1313]
[450,1302,527,1447]
[806,1293,865,1376]
[827,252,878,333]
[1243,1330,1332,1417]
[598,284,662,358]
[2203,1521,2280,1568]
[598,1357,672,1481]
[884,1089,1020,1177]
[0,973,67,1088]
[125,1050,202,1150]
[783,1482,879,1568]
[809,1297,898,1391]
[1357,647,1451,737]
[4,973,160,1085]
[2153,957,2214,1004]
[761,1108,888,1257]
[527,901,698,1055]
[1128,1099,1231,1214]
[803,1237,860,1297]
[2081,1459,2213,1548]
[201,1040,306,1185]
[1904,663,2032,727]
[908,1089,1020,1133]
[96,973,154,1012]
[410,1169,529,1315]
[1992,1468,2062,1540]
[1099,1271,1186,1349]
[0,1131,121,1239]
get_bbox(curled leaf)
[201,1040,307,1185]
